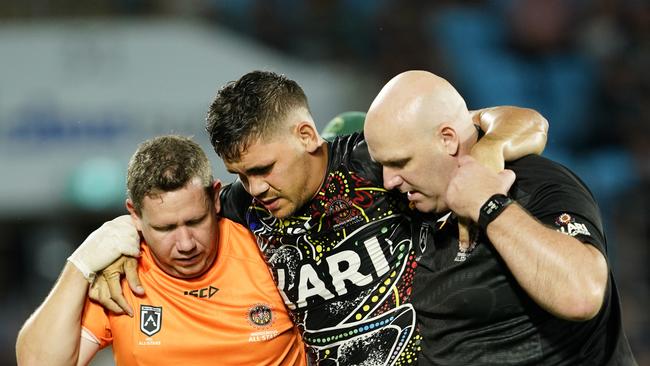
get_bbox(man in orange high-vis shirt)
[16,135,305,366]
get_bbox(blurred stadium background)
[0,0,647,365]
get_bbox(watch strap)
[478,194,514,231]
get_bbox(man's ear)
[211,179,223,215]
[440,125,460,156]
[125,199,144,232]
[295,121,320,153]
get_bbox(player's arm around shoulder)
[457,106,548,246]
[471,106,549,170]
[16,263,99,366]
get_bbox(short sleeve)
[511,157,607,255]
[81,298,113,349]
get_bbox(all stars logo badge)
[140,305,162,336]
[248,304,273,327]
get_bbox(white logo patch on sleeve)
[554,213,591,237]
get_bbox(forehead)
[366,119,414,161]
[140,181,209,220]
[224,135,287,172]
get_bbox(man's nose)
[383,168,404,191]
[176,226,196,253]
[247,176,270,198]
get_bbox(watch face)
[482,195,508,215]
[479,194,513,230]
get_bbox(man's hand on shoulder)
[456,106,546,247]
[67,215,141,283]
[89,256,143,317]
[447,155,516,223]
[472,106,548,161]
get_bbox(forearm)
[472,106,548,168]
[16,263,89,366]
[485,204,608,321]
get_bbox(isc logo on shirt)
[183,285,219,298]
[140,305,162,337]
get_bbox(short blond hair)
[127,135,213,215]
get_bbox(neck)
[458,122,479,156]
[308,139,329,200]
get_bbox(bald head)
[366,70,472,139]
[364,71,476,212]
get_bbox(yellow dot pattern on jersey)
[396,334,422,365]
[351,241,406,320]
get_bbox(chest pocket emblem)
[140,305,162,336]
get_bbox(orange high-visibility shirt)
[81,218,305,366]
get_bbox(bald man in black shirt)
[365,70,637,365]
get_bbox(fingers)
[105,268,133,317]
[457,217,480,250]
[102,256,135,316]
[458,219,471,250]
[88,276,102,302]
[498,169,516,192]
[89,276,126,315]
[124,257,145,296]
[468,222,479,245]
[88,256,137,317]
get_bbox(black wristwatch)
[478,194,514,231]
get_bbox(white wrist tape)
[68,215,141,282]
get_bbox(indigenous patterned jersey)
[221,133,422,365]
[412,154,637,365]
[81,219,305,366]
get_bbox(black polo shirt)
[412,154,637,365]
